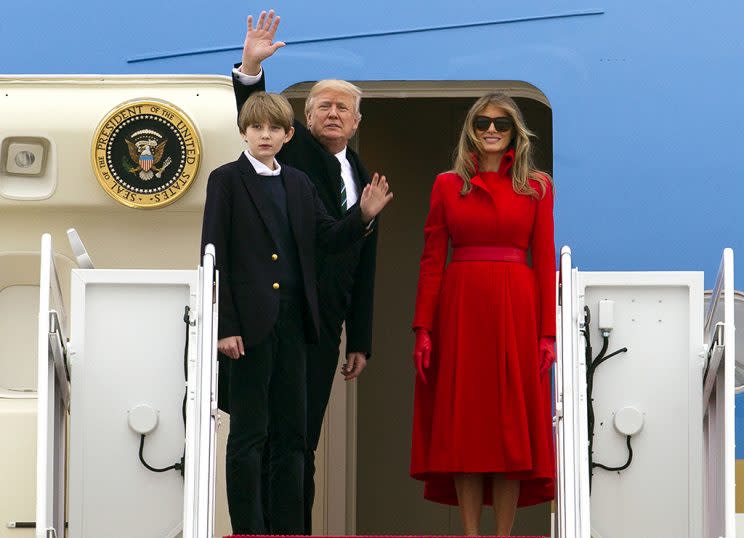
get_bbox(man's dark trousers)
[226,297,307,535]
[302,260,353,534]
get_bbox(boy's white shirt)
[244,150,281,176]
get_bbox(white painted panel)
[579,273,704,538]
[69,271,195,538]
[0,76,241,211]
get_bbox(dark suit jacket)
[233,70,378,357]
[200,153,368,348]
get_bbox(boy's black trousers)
[225,297,306,535]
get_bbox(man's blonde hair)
[238,91,294,133]
[305,79,363,119]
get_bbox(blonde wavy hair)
[305,79,363,120]
[452,92,551,198]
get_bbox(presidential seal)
[92,100,201,208]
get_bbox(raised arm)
[232,10,285,119]
[238,10,285,76]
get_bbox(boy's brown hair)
[238,91,294,133]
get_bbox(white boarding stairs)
[554,246,735,538]
[35,232,220,538]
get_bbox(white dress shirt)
[233,66,263,85]
[244,150,281,176]
[334,146,359,208]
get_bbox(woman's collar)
[472,147,515,176]
[498,147,515,175]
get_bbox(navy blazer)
[200,153,368,347]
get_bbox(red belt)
[451,246,527,263]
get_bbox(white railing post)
[36,234,69,538]
[702,248,735,538]
[554,246,591,538]
[183,244,219,538]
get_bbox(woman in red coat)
[411,93,556,536]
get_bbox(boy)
[200,92,391,534]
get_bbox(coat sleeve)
[200,170,241,339]
[312,178,367,253]
[530,181,556,338]
[232,65,266,124]
[345,222,377,357]
[412,175,449,331]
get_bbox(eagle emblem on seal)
[124,129,173,181]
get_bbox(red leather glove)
[539,337,556,376]
[413,328,432,384]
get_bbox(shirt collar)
[334,146,348,162]
[244,150,281,176]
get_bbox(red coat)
[411,150,555,506]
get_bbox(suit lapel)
[347,147,370,187]
[298,132,344,218]
[346,148,372,211]
[322,151,344,217]
[237,153,278,244]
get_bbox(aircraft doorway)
[285,81,553,536]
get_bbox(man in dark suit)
[201,91,391,534]
[231,10,384,533]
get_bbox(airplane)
[1,2,742,537]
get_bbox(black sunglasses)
[473,115,513,132]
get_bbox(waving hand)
[239,10,286,76]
